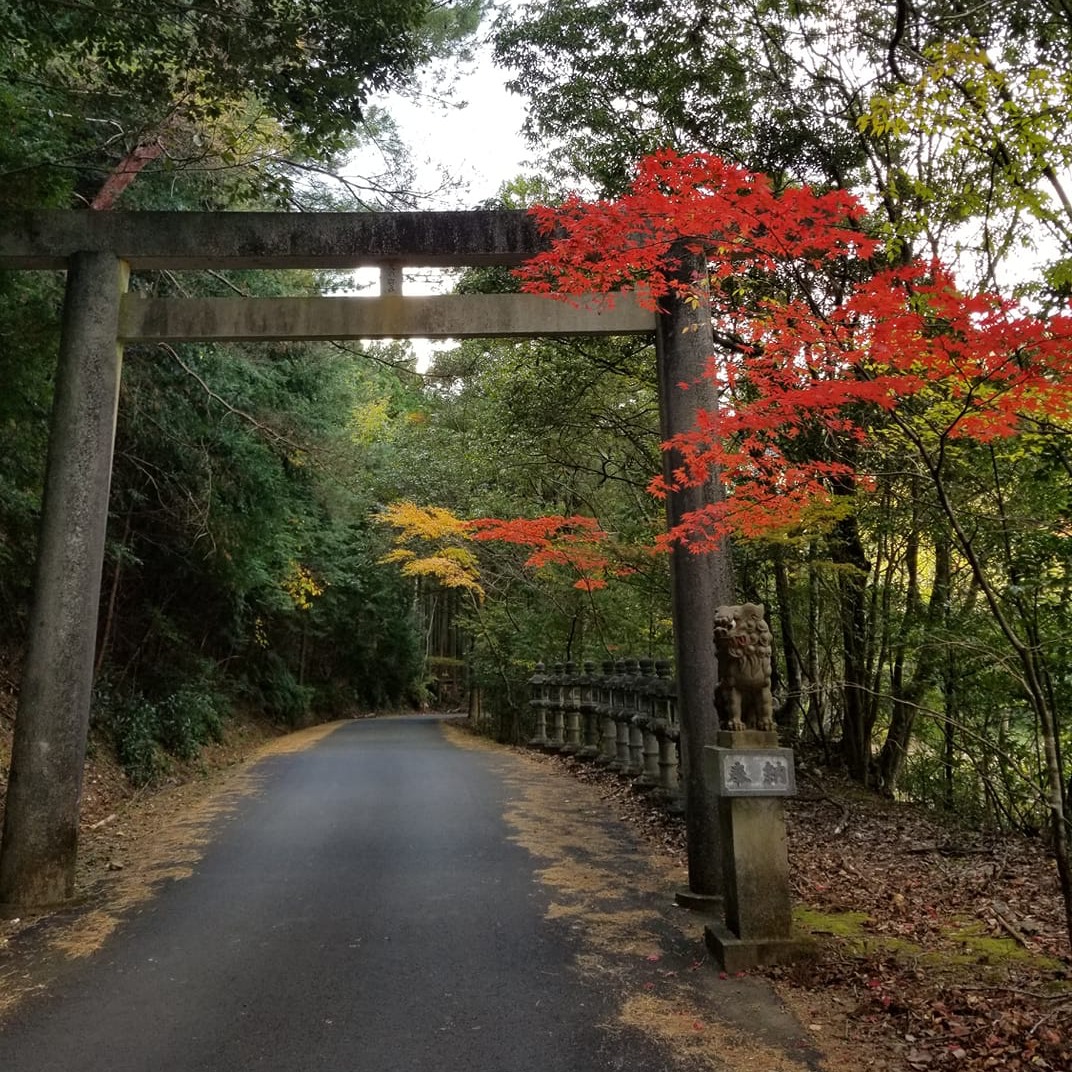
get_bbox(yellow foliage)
[280,560,325,611]
[350,398,392,446]
[857,38,1072,232]
[395,555,485,595]
[438,544,481,570]
[376,501,474,543]
[374,501,483,597]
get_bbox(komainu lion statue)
[713,603,775,732]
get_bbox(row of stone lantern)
[527,659,681,805]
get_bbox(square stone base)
[704,920,817,973]
[716,729,780,748]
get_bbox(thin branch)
[327,341,432,381]
[887,0,910,84]
[159,343,304,452]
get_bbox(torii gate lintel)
[0,208,544,270]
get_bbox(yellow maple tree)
[374,502,484,597]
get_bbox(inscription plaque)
[711,747,796,797]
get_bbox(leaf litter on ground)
[533,747,1072,1072]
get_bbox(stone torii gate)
[0,209,733,919]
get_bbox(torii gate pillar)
[0,251,128,908]
[655,247,734,910]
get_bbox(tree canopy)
[1,0,484,209]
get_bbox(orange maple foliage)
[376,503,623,592]
[469,515,616,591]
[516,149,1072,549]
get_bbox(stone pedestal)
[702,732,814,972]
[674,889,723,914]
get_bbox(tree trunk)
[772,545,804,737]
[876,532,951,793]
[805,544,829,757]
[828,489,872,783]
[943,651,957,811]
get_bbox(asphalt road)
[0,717,682,1071]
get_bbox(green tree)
[1,0,484,209]
[374,325,674,740]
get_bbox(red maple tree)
[517,149,1072,548]
[462,149,1072,589]
[469,515,626,591]
[512,150,1072,947]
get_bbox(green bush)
[100,692,167,787]
[246,652,314,726]
[156,683,226,760]
[92,671,230,784]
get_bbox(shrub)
[156,683,226,760]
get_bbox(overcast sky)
[344,40,532,310]
[388,41,532,209]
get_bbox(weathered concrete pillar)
[0,251,128,909]
[548,663,566,748]
[561,660,582,754]
[653,661,681,805]
[578,661,600,759]
[597,659,617,765]
[655,244,735,910]
[703,732,814,971]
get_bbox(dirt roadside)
[529,744,1072,1072]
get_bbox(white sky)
[344,41,531,310]
[388,54,533,210]
[340,40,533,374]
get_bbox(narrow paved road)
[0,717,691,1071]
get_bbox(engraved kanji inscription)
[710,747,797,797]
[727,760,753,788]
[762,760,789,787]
